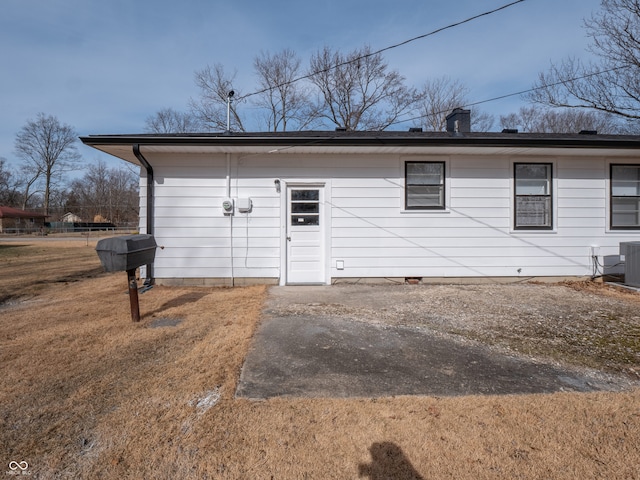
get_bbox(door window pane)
[291,190,319,201]
[291,202,319,214]
[291,215,319,225]
[291,189,320,226]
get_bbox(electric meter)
[222,198,234,214]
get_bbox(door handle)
[286,236,291,241]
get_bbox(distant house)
[0,206,47,234]
[61,212,82,223]
[80,109,640,286]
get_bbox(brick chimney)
[446,108,471,133]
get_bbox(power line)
[238,0,526,101]
[469,65,630,109]
[391,64,633,127]
[371,0,526,58]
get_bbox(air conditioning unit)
[620,241,640,287]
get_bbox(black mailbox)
[96,234,157,272]
[95,234,157,322]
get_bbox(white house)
[81,110,640,286]
[61,212,82,223]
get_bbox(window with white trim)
[611,164,640,229]
[514,163,552,230]
[405,161,445,210]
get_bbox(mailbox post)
[127,268,141,321]
[96,234,157,322]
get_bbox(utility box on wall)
[237,197,252,213]
[620,241,640,287]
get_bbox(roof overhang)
[80,131,640,165]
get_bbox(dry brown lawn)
[1,239,639,479]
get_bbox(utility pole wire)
[466,66,630,108]
[390,64,632,126]
[237,0,526,102]
[369,0,526,57]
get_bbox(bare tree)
[308,45,421,131]
[0,158,9,205]
[47,186,72,220]
[500,105,624,133]
[189,64,245,132]
[528,0,640,125]
[253,49,319,131]
[472,111,496,132]
[145,108,203,133]
[17,164,41,211]
[416,77,494,131]
[14,113,81,215]
[67,160,139,225]
[0,158,22,206]
[417,77,469,131]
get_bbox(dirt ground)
[1,238,639,479]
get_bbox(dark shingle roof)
[0,206,47,218]
[80,129,640,150]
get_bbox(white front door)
[286,186,325,284]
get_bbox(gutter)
[80,132,640,150]
[132,144,155,285]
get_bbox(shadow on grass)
[37,266,107,284]
[143,291,210,318]
[0,243,28,257]
[358,442,425,480]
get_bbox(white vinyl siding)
[139,152,640,283]
[147,155,281,280]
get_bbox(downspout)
[133,144,155,285]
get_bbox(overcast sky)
[1,0,602,171]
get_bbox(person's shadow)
[358,442,425,480]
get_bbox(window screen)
[405,161,445,209]
[514,163,552,229]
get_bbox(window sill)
[510,229,557,234]
[606,228,640,233]
[400,209,450,214]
